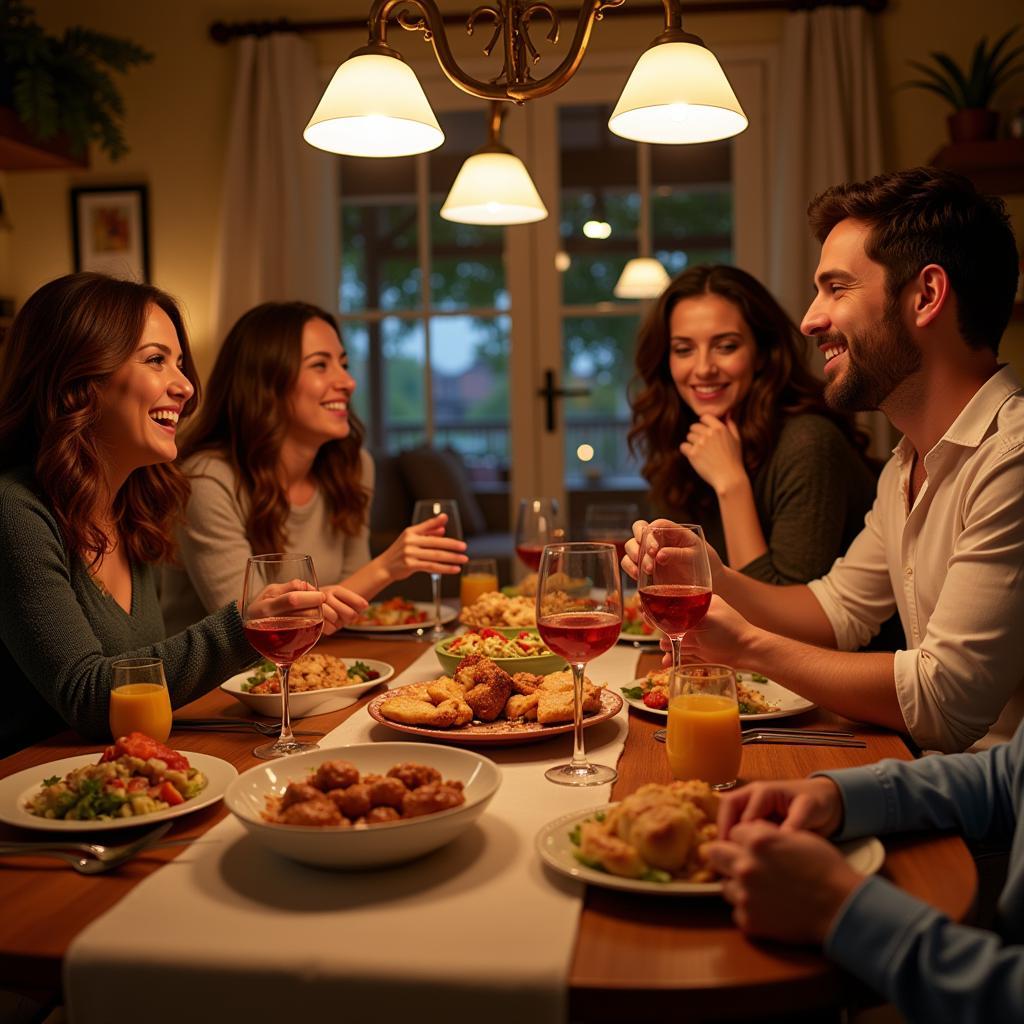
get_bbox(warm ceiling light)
[609,39,747,144]
[306,2,744,158]
[440,103,547,225]
[614,257,670,299]
[304,48,443,157]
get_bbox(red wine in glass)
[243,617,323,663]
[537,611,621,663]
[639,584,712,635]
[515,544,544,572]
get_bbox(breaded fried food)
[511,671,543,695]
[402,781,466,818]
[427,675,467,701]
[312,760,359,791]
[455,656,513,722]
[388,762,443,789]
[379,694,468,728]
[278,794,344,827]
[505,692,539,721]
[536,681,603,724]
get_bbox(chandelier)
[303,0,748,159]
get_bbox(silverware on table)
[173,718,323,737]
[0,822,185,874]
[652,727,864,747]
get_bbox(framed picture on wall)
[70,185,150,282]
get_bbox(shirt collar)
[891,364,1022,464]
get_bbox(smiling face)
[283,316,356,450]
[668,293,759,420]
[801,218,921,413]
[93,304,195,479]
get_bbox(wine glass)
[583,503,639,565]
[411,498,463,639]
[535,542,622,786]
[241,553,324,759]
[636,524,713,743]
[514,498,564,578]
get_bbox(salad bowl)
[434,628,566,677]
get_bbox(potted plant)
[0,0,152,164]
[904,26,1024,144]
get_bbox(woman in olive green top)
[0,273,323,757]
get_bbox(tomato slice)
[157,781,184,806]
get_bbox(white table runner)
[65,643,641,1024]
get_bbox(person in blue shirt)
[703,718,1024,1023]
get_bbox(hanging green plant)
[0,0,152,161]
[903,26,1024,111]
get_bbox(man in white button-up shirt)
[626,167,1024,753]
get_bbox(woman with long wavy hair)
[161,302,466,634]
[0,273,304,756]
[628,264,877,584]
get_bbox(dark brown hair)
[0,272,199,566]
[628,264,868,516]
[178,302,368,554]
[808,166,1018,354]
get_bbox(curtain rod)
[209,0,887,44]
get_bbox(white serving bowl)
[224,742,501,869]
[220,659,393,718]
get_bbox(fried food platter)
[366,686,624,747]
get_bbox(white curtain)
[768,6,888,454]
[214,33,338,340]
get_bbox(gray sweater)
[694,414,878,585]
[0,470,256,756]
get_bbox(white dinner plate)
[343,602,458,633]
[536,804,885,896]
[621,671,816,722]
[0,751,237,832]
[221,658,394,718]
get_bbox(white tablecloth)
[64,643,641,1024]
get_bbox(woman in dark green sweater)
[0,273,322,756]
[629,265,878,585]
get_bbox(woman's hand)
[702,821,864,945]
[680,414,747,496]
[245,581,325,622]
[380,513,468,582]
[319,583,369,634]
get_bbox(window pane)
[341,320,371,429]
[562,315,642,484]
[431,315,510,475]
[381,318,426,453]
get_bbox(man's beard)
[823,300,921,413]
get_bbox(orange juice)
[460,571,499,608]
[666,693,741,788]
[109,683,173,742]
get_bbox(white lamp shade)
[613,257,671,299]
[303,53,444,157]
[440,151,548,225]
[609,42,748,144]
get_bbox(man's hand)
[703,821,864,944]
[622,518,725,584]
[659,594,757,665]
[716,777,845,839]
[681,414,747,495]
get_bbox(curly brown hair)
[177,302,369,554]
[808,167,1018,354]
[628,265,868,517]
[0,272,199,566]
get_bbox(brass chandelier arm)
[363,0,657,104]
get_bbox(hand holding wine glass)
[535,543,622,786]
[411,499,463,638]
[637,524,713,742]
[242,554,324,759]
[514,498,563,576]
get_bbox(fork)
[741,731,865,747]
[173,718,323,737]
[0,823,185,874]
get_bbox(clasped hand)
[680,414,746,494]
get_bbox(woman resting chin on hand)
[161,302,466,636]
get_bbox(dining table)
[0,632,977,1023]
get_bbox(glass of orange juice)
[460,557,499,610]
[665,663,741,790]
[109,658,173,742]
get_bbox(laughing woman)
[0,274,303,756]
[160,302,466,635]
[628,265,877,584]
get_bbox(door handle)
[537,369,590,433]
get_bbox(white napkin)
[65,643,640,1024]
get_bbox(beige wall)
[2,0,1022,372]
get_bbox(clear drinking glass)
[460,556,499,610]
[636,523,713,744]
[535,542,622,786]
[241,553,324,759]
[514,498,564,577]
[665,663,741,790]
[411,498,463,639]
[109,658,172,742]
